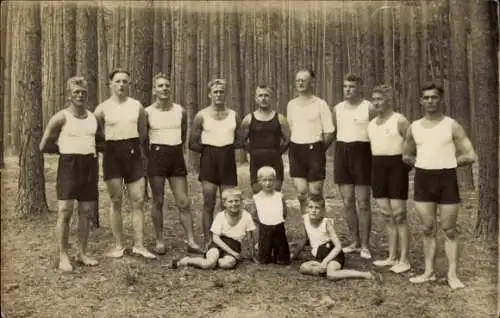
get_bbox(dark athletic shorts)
[250,149,284,185]
[103,138,145,183]
[334,141,372,185]
[148,144,187,178]
[206,235,242,259]
[371,155,411,200]
[315,241,345,268]
[414,168,460,204]
[199,144,237,186]
[57,154,98,201]
[288,141,326,181]
[258,222,290,264]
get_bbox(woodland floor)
[0,155,497,318]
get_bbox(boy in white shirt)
[291,195,374,281]
[250,166,291,265]
[177,188,257,269]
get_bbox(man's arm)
[137,106,148,144]
[282,197,289,220]
[39,111,65,153]
[188,112,204,153]
[331,105,338,141]
[397,115,411,139]
[213,234,241,259]
[402,125,417,167]
[278,114,291,154]
[240,113,252,153]
[181,108,188,145]
[94,105,106,153]
[452,120,477,166]
[320,219,343,267]
[320,102,335,150]
[234,111,245,149]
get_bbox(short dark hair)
[344,73,363,85]
[372,84,393,100]
[109,68,131,81]
[297,68,315,79]
[255,85,274,95]
[152,72,170,85]
[308,194,325,208]
[208,78,226,91]
[420,81,444,96]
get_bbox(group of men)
[40,67,476,290]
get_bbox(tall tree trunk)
[0,2,8,167]
[383,3,394,87]
[97,3,109,102]
[3,2,14,154]
[449,1,474,191]
[185,9,198,169]
[15,2,49,217]
[63,5,76,84]
[471,0,499,241]
[9,4,22,153]
[129,2,154,107]
[152,2,163,77]
[162,6,172,78]
[407,7,420,122]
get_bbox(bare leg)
[308,180,324,197]
[56,200,74,272]
[410,202,437,283]
[326,261,374,280]
[339,184,360,252]
[105,178,125,258]
[169,176,201,252]
[292,178,309,215]
[127,178,156,259]
[299,260,326,276]
[76,201,98,266]
[218,255,238,269]
[178,248,220,269]
[201,181,218,246]
[439,204,464,289]
[149,176,166,254]
[373,198,398,266]
[355,185,371,259]
[390,199,411,273]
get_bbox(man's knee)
[58,205,73,222]
[152,195,164,210]
[423,224,437,237]
[393,209,407,225]
[297,191,308,202]
[176,198,191,212]
[382,212,394,224]
[442,227,457,240]
[218,257,237,269]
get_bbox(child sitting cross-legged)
[291,194,375,280]
[177,188,257,269]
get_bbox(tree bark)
[449,1,474,191]
[185,9,198,169]
[97,3,109,102]
[9,4,22,153]
[15,2,49,217]
[407,7,420,122]
[0,2,8,166]
[471,0,499,241]
[152,2,163,77]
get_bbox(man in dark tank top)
[241,85,290,193]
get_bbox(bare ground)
[0,155,497,318]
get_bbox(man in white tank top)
[333,74,377,260]
[189,79,244,246]
[94,69,156,260]
[403,82,476,289]
[39,77,99,272]
[367,85,411,274]
[145,73,201,255]
[286,69,335,215]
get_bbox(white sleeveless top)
[367,112,404,156]
[96,97,141,141]
[201,109,236,147]
[412,116,457,169]
[57,110,97,155]
[335,100,372,142]
[253,191,284,226]
[286,96,335,144]
[303,214,333,257]
[146,103,183,146]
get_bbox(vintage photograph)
[0,1,498,317]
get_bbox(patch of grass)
[0,155,497,318]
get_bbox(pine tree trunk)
[63,5,76,84]
[449,1,474,191]
[0,2,8,167]
[152,3,163,77]
[407,8,420,122]
[471,0,499,241]
[15,2,49,217]
[185,9,198,170]
[97,4,108,102]
[9,5,22,153]
[383,2,394,87]
[3,2,14,153]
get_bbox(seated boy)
[291,195,374,280]
[250,166,291,265]
[177,188,256,269]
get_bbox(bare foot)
[409,273,436,284]
[132,246,157,259]
[59,254,73,272]
[105,246,125,258]
[177,257,190,266]
[447,275,465,290]
[185,241,203,254]
[77,254,99,266]
[342,243,361,253]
